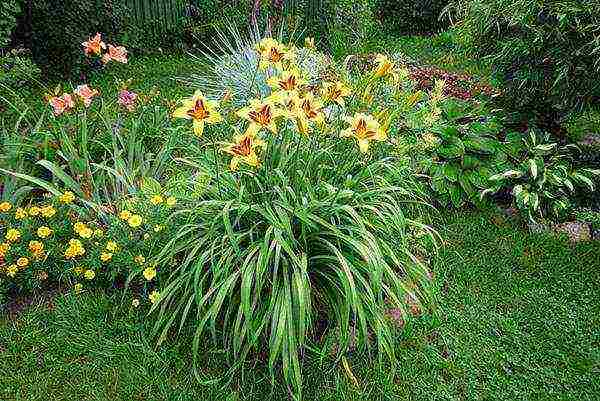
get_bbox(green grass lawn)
[2,210,599,400]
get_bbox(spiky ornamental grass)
[151,122,435,398]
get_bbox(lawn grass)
[2,210,598,400]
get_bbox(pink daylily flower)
[102,45,128,64]
[117,90,137,112]
[75,84,99,107]
[82,33,106,56]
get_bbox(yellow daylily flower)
[266,68,307,94]
[255,37,295,70]
[321,81,351,107]
[221,130,266,171]
[296,92,325,135]
[173,91,223,137]
[236,98,282,135]
[340,113,387,153]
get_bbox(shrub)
[0,0,20,50]
[328,0,380,58]
[449,0,600,114]
[484,130,600,222]
[375,0,449,35]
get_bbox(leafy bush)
[485,130,600,222]
[449,0,600,113]
[328,0,380,57]
[375,0,449,35]
[0,0,20,50]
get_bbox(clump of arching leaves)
[154,28,437,399]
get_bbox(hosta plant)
[484,130,600,222]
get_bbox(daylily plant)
[222,130,266,170]
[341,113,387,153]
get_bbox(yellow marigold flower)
[106,241,118,252]
[74,266,84,275]
[150,194,164,205]
[172,90,223,137]
[132,298,140,308]
[40,205,57,218]
[149,290,160,304]
[37,226,53,239]
[166,196,176,206]
[221,130,266,171]
[74,222,86,232]
[143,266,157,281]
[255,37,294,70]
[100,252,113,262]
[28,240,44,254]
[134,255,145,265]
[28,206,40,217]
[65,238,85,259]
[340,113,387,153]
[321,81,352,107]
[16,257,29,268]
[84,269,95,280]
[78,227,93,239]
[119,210,132,220]
[6,228,21,243]
[0,201,12,212]
[7,264,18,277]
[266,68,307,94]
[74,283,83,294]
[0,241,9,253]
[236,98,283,135]
[59,191,75,204]
[15,207,27,219]
[127,214,142,228]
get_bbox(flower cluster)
[47,84,100,115]
[82,33,128,65]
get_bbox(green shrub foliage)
[0,0,20,50]
[376,0,449,35]
[451,0,600,112]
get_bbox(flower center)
[353,119,377,139]
[187,99,210,120]
[231,136,253,156]
[279,75,297,91]
[249,104,272,126]
[301,100,318,119]
[268,47,284,63]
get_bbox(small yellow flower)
[28,206,41,217]
[73,266,84,275]
[172,90,223,137]
[100,252,113,262]
[132,298,140,308]
[74,222,86,232]
[221,130,266,171]
[0,243,9,258]
[7,264,18,277]
[153,225,164,232]
[340,113,387,153]
[40,205,57,218]
[37,226,53,238]
[84,269,95,280]
[15,207,27,219]
[149,290,160,304]
[0,201,12,212]
[106,240,118,252]
[94,229,104,237]
[16,257,29,268]
[373,54,396,80]
[134,255,145,265]
[127,214,142,228]
[143,266,157,281]
[59,191,75,204]
[150,194,164,205]
[28,241,44,254]
[74,283,83,294]
[119,210,132,220]
[6,228,21,243]
[78,226,93,239]
[65,238,85,259]
[304,37,315,49]
[166,196,176,206]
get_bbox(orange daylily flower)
[82,33,106,56]
[75,84,99,107]
[102,44,128,64]
[48,93,75,116]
